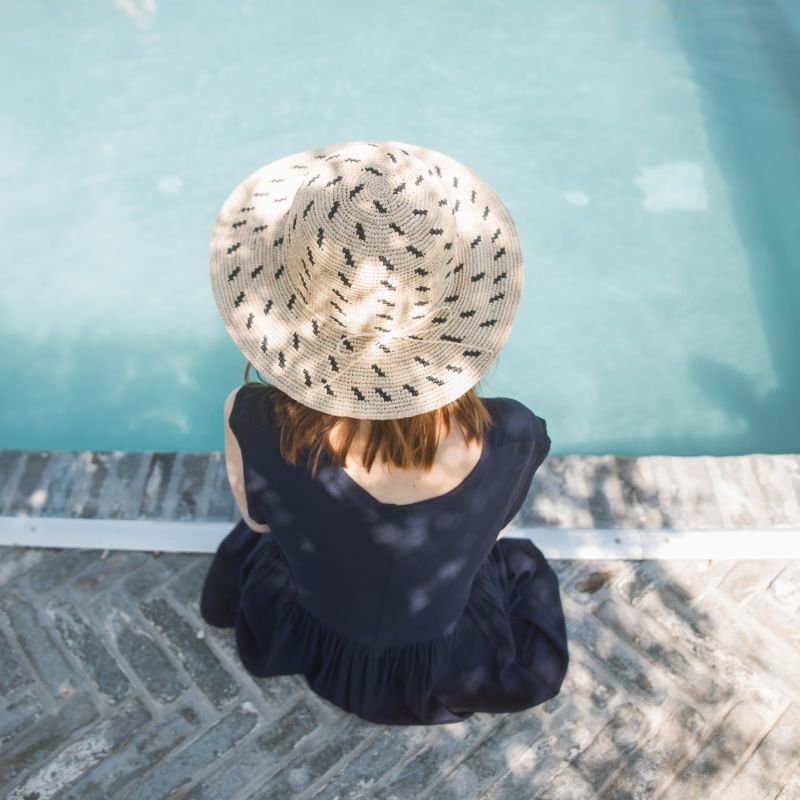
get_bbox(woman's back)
[201,385,567,725]
[326,413,486,506]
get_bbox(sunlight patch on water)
[635,162,709,212]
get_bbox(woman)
[200,140,569,726]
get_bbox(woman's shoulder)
[482,396,548,446]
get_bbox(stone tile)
[594,598,733,706]
[614,559,669,605]
[6,451,52,515]
[183,698,321,799]
[684,591,800,698]
[0,691,45,748]
[749,454,800,526]
[138,453,178,518]
[39,453,94,516]
[306,723,436,800]
[706,456,772,528]
[639,586,792,715]
[370,713,494,800]
[572,701,650,790]
[205,451,239,521]
[0,546,45,587]
[0,450,26,513]
[722,702,800,800]
[59,706,202,800]
[45,599,131,705]
[92,590,189,704]
[785,455,800,510]
[603,702,708,799]
[540,684,568,717]
[123,702,259,800]
[0,691,98,788]
[74,452,114,519]
[548,559,578,584]
[478,695,612,800]
[101,451,151,520]
[668,455,727,528]
[776,769,800,800]
[0,627,33,696]
[139,596,239,709]
[192,612,303,705]
[563,596,669,707]
[582,456,629,528]
[529,457,598,528]
[660,702,767,800]
[158,552,201,570]
[25,548,99,592]
[641,559,735,604]
[769,562,800,613]
[7,699,151,800]
[718,560,792,606]
[636,457,683,528]
[122,553,190,599]
[173,453,213,520]
[37,452,85,516]
[428,711,541,793]
[536,764,597,799]
[54,451,113,518]
[612,455,670,528]
[563,560,637,610]
[255,717,377,800]
[477,732,569,800]
[70,550,149,594]
[166,557,213,610]
[0,590,78,698]
[739,592,800,654]
[553,649,617,712]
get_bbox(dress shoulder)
[486,398,552,529]
[487,396,549,448]
[230,384,276,433]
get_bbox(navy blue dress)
[200,385,569,726]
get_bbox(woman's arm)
[224,388,272,534]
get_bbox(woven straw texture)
[209,140,523,420]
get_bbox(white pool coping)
[0,515,797,560]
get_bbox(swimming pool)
[1,0,798,456]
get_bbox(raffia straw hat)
[209,140,524,420]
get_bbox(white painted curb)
[0,516,798,560]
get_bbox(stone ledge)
[1,450,797,530]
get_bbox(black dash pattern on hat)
[209,140,523,420]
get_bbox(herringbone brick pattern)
[1,546,798,799]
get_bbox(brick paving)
[0,449,799,798]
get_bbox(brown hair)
[242,361,494,479]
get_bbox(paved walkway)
[0,449,798,798]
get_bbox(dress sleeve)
[228,386,269,526]
[500,416,551,529]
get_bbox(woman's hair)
[242,361,495,479]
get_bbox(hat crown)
[281,144,459,339]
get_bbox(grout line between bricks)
[710,698,796,800]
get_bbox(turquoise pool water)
[1,0,798,456]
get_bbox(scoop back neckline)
[332,411,497,510]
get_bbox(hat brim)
[209,140,524,419]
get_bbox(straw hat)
[209,140,524,420]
